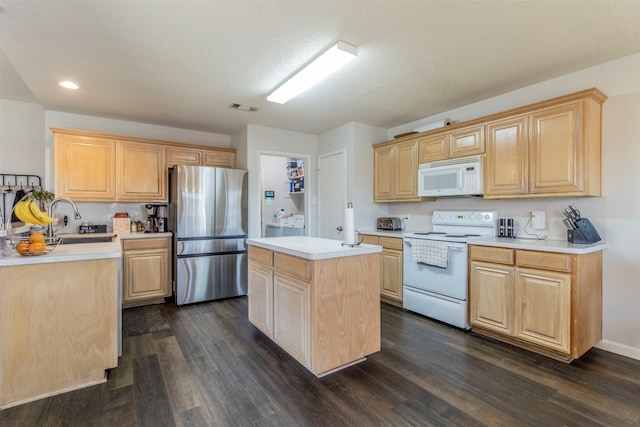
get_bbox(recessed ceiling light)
[59,81,79,89]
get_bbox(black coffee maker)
[145,204,168,233]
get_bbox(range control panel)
[432,210,499,226]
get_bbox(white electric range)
[403,210,498,329]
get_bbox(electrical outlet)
[532,210,545,229]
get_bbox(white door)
[318,150,346,240]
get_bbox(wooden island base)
[0,258,119,409]
[247,237,382,377]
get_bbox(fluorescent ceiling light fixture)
[267,41,357,104]
[59,81,79,89]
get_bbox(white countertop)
[0,235,122,267]
[247,236,382,260]
[470,237,608,254]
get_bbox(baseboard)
[595,340,640,360]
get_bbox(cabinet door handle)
[336,226,343,232]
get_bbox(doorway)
[259,154,307,237]
[318,150,346,240]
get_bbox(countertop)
[0,231,172,267]
[357,229,404,238]
[247,236,382,260]
[469,237,608,254]
[0,235,122,267]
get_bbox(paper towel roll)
[413,119,452,133]
[345,206,356,244]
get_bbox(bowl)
[10,236,61,256]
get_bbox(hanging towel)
[411,239,449,268]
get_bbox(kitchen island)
[246,236,382,377]
[0,236,121,409]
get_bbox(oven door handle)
[404,240,466,251]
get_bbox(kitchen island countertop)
[246,236,381,260]
[470,237,608,254]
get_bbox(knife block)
[567,218,601,243]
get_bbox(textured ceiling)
[1,0,639,136]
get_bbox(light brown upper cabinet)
[54,132,117,201]
[166,146,236,168]
[418,124,485,163]
[484,89,606,198]
[53,128,236,202]
[202,149,235,168]
[116,141,166,201]
[374,138,421,202]
[166,147,202,167]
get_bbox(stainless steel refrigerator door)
[215,168,248,236]
[175,252,248,305]
[172,165,247,238]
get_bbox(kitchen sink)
[60,235,116,244]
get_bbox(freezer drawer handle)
[177,250,248,259]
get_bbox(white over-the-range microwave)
[418,155,483,197]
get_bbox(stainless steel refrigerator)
[169,165,248,305]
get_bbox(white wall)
[238,124,317,239]
[0,99,45,178]
[385,53,640,360]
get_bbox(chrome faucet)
[47,198,82,237]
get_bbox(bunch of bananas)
[14,197,55,225]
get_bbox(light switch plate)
[532,210,546,229]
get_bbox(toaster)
[377,217,402,231]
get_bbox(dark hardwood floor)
[2,297,639,426]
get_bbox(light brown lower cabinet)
[248,245,380,377]
[0,258,118,409]
[359,234,403,306]
[469,245,602,362]
[122,237,171,308]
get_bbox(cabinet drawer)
[249,246,273,267]
[517,250,572,273]
[469,245,514,265]
[379,236,403,251]
[359,234,378,245]
[274,253,312,281]
[122,237,169,251]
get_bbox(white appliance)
[403,210,498,329]
[418,155,483,197]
